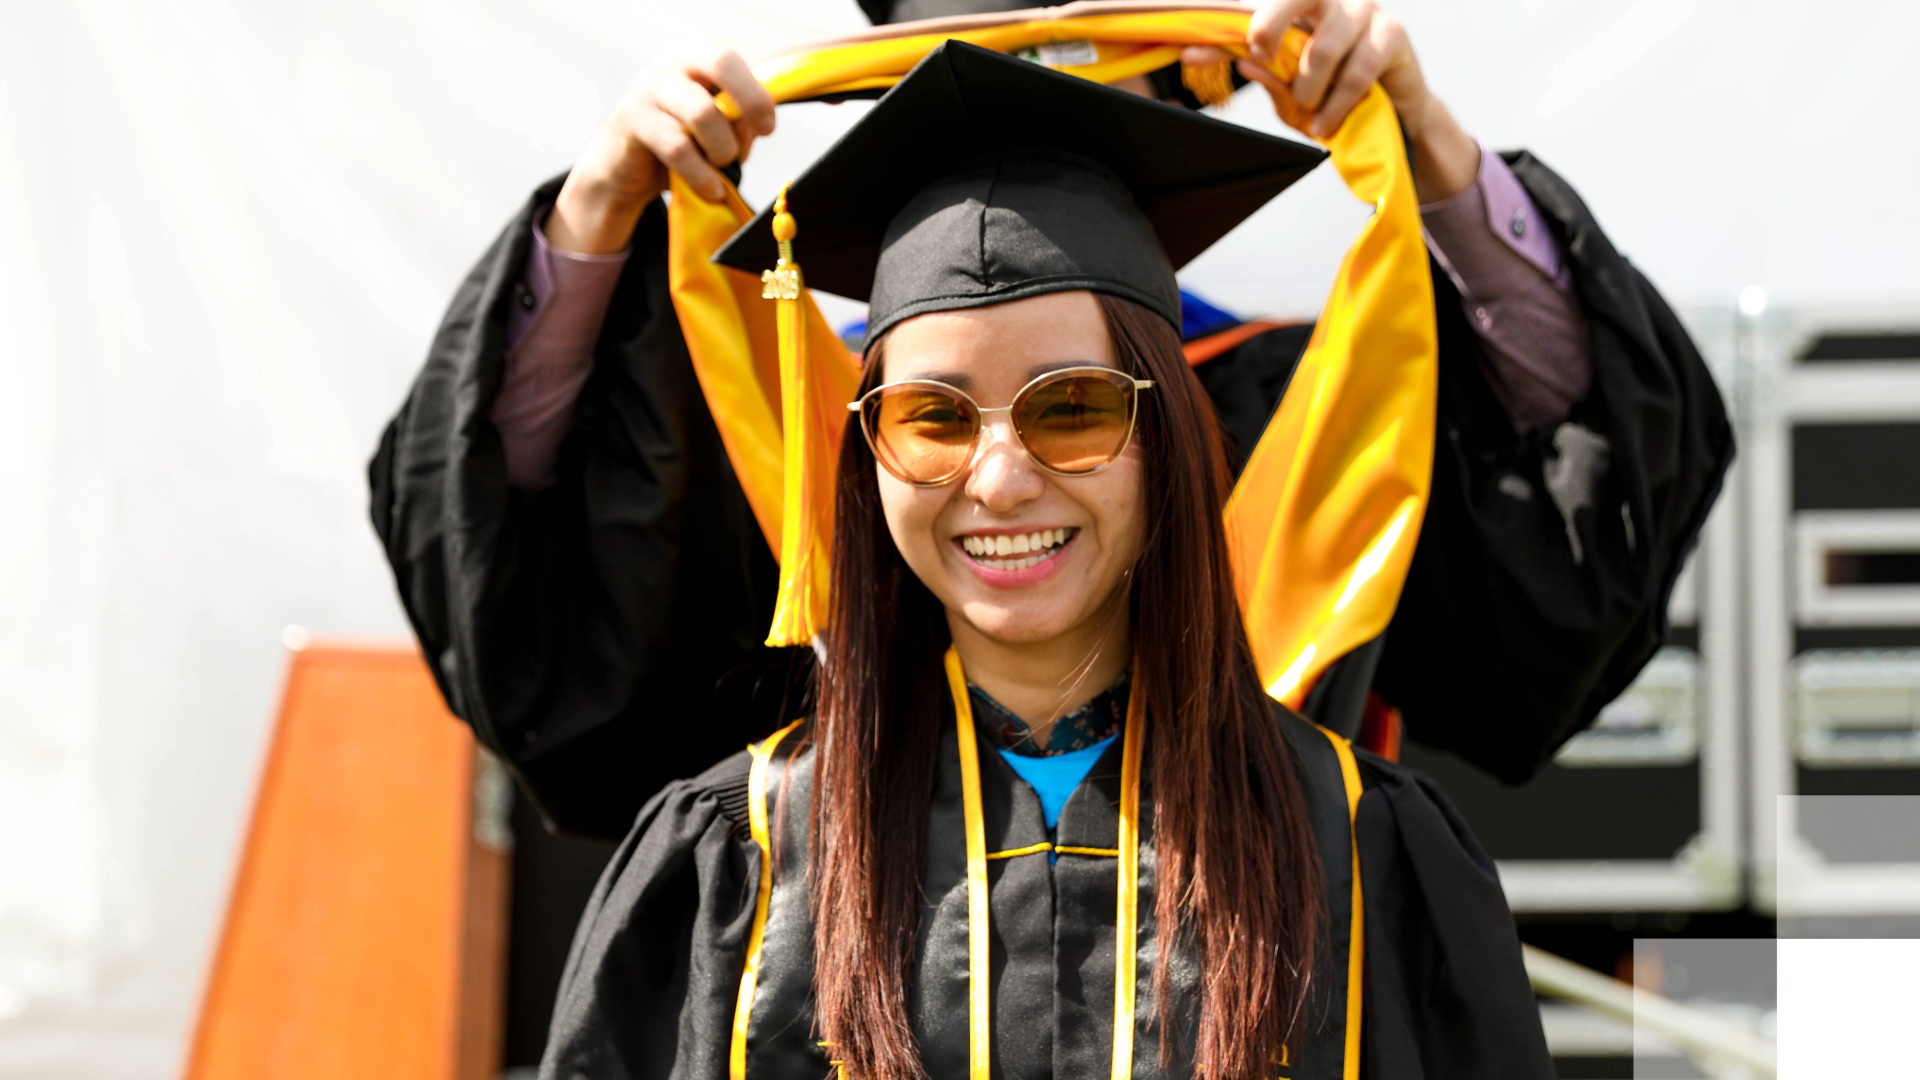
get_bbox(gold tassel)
[762,186,824,647]
[1180,57,1234,107]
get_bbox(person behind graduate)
[370,0,1730,844]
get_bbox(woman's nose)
[963,418,1045,512]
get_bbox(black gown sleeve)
[539,752,758,1080]
[1372,152,1733,782]
[1353,752,1555,1079]
[1194,154,1732,782]
[368,177,806,839]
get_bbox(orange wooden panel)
[457,842,511,1080]
[184,644,508,1080]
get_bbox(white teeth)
[959,528,1077,567]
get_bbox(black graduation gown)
[539,706,1554,1079]
[368,152,1731,837]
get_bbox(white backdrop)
[2,1,1915,1076]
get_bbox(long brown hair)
[809,293,1324,1079]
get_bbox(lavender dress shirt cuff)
[1421,146,1594,432]
[492,210,631,489]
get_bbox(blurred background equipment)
[1743,306,1920,935]
[1523,943,1775,1080]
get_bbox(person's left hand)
[1185,0,1478,201]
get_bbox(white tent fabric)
[2,1,1915,1076]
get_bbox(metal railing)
[1523,944,1776,1079]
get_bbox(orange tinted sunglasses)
[848,366,1155,487]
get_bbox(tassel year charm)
[762,188,803,300]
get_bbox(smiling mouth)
[957,528,1077,571]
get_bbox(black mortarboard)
[846,2,1251,107]
[712,40,1324,345]
[856,0,1022,25]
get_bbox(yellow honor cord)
[944,646,1146,1080]
[1111,679,1145,1080]
[729,720,804,1080]
[944,647,994,1080]
[985,840,1056,861]
[1320,726,1366,1080]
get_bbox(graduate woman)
[518,35,1564,1079]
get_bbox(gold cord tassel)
[763,187,826,647]
[1180,57,1234,107]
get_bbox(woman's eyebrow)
[900,370,972,388]
[891,360,1102,387]
[1026,359,1104,378]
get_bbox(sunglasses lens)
[1013,373,1136,474]
[867,385,980,484]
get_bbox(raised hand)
[547,47,777,254]
[1188,0,1480,202]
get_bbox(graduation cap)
[715,40,1324,347]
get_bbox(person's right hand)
[546,48,777,254]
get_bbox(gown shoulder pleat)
[1351,750,1556,1079]
[541,750,760,1080]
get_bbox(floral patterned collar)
[967,670,1130,758]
